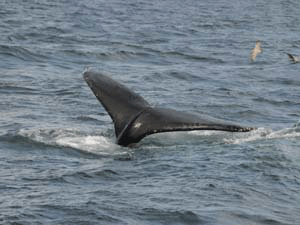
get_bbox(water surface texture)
[1,0,300,224]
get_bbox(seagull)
[250,40,262,62]
[287,53,300,63]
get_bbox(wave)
[141,123,300,149]
[0,81,38,95]
[62,48,153,61]
[223,125,300,145]
[161,51,225,63]
[253,97,300,107]
[2,128,132,158]
[0,44,48,62]
[20,168,120,185]
[2,123,299,159]
[137,208,205,225]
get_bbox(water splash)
[224,126,300,144]
[17,128,130,157]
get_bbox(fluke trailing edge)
[83,71,254,146]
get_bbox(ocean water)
[1,0,300,224]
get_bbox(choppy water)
[1,0,300,224]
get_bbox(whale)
[83,71,254,146]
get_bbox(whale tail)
[83,71,150,138]
[83,71,254,146]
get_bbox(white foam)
[142,130,237,146]
[17,128,128,156]
[56,135,118,155]
[17,125,300,152]
[224,127,300,144]
[146,126,300,146]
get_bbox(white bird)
[250,40,262,62]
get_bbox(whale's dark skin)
[83,71,254,147]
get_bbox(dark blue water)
[1,0,300,224]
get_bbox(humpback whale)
[83,71,254,146]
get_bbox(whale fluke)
[83,71,254,146]
[287,53,300,63]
